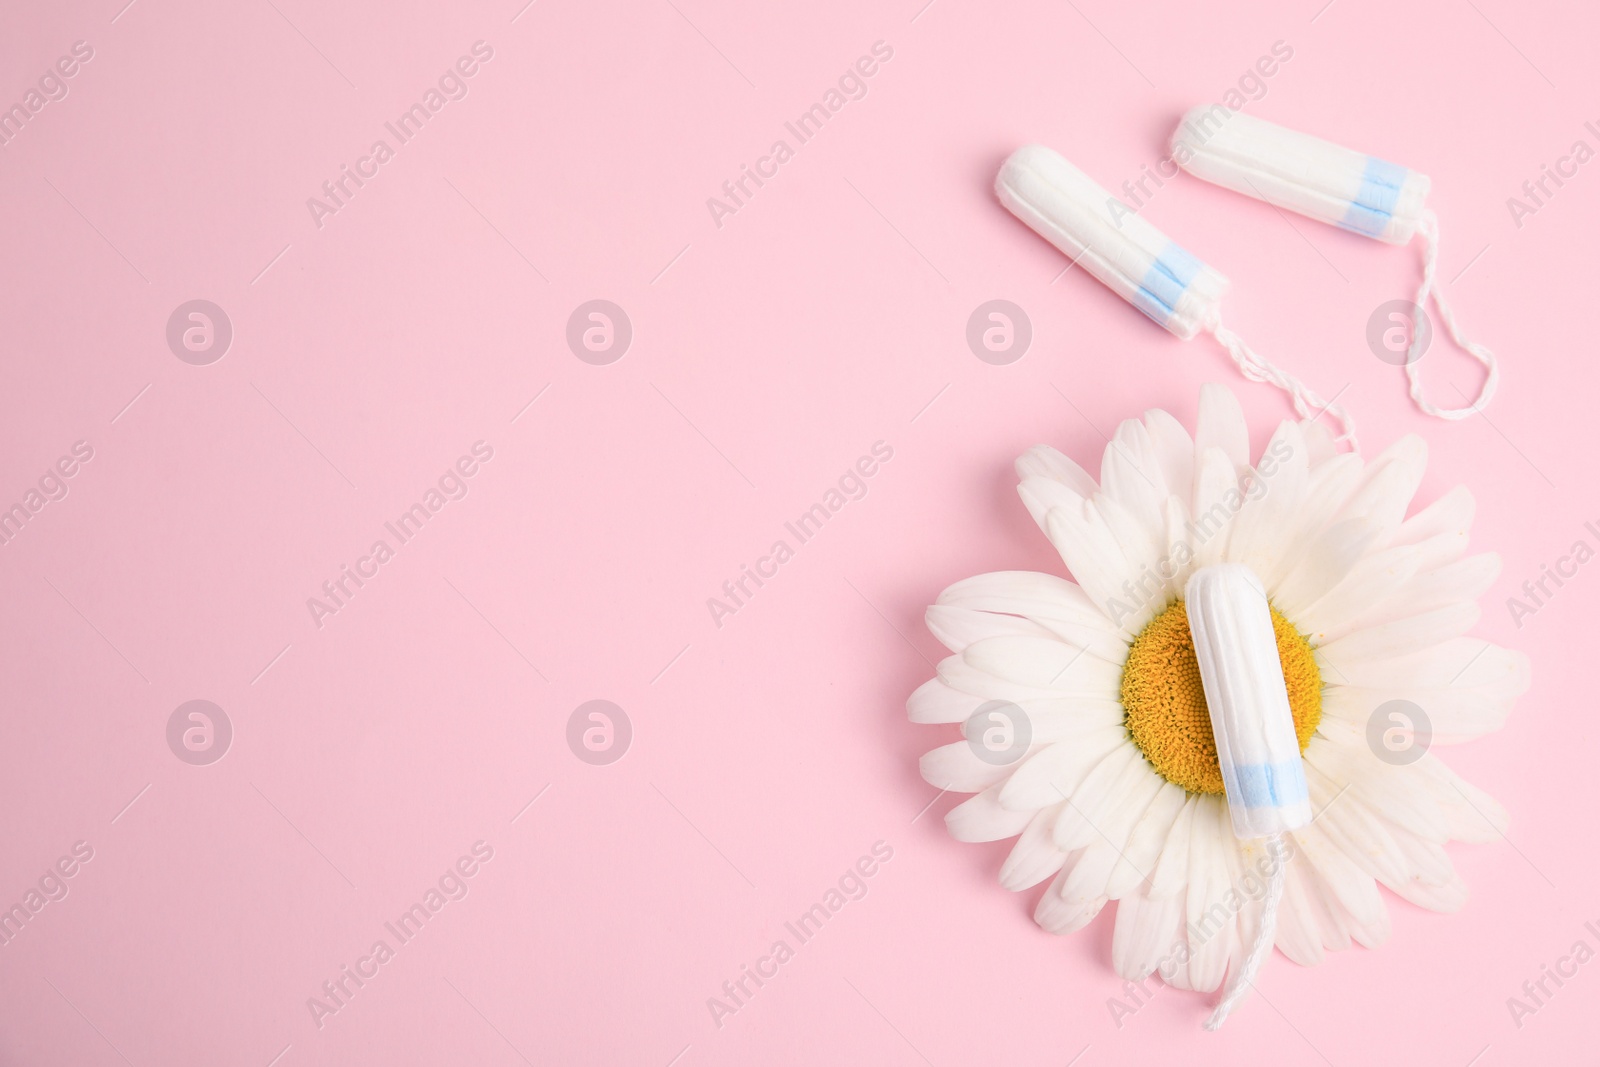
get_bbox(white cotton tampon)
[1183,564,1311,839]
[1185,562,1307,1029]
[1170,108,1431,245]
[996,144,1228,340]
[1168,108,1501,423]
[995,143,1357,446]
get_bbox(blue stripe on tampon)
[1229,761,1309,808]
[1130,242,1203,327]
[1339,156,1409,238]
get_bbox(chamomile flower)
[911,384,1528,993]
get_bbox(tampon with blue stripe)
[1167,108,1501,423]
[995,145,1228,340]
[1169,108,1431,245]
[1185,562,1305,1029]
[1183,564,1311,839]
[994,144,1358,448]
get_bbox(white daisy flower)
[911,383,1529,1006]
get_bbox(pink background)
[1,0,1594,1063]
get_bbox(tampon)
[1184,563,1307,1029]
[996,144,1357,448]
[1169,109,1499,420]
[996,145,1227,340]
[1184,564,1311,839]
[1170,107,1430,245]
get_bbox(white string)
[1207,320,1359,453]
[1204,833,1287,1031]
[1405,209,1500,419]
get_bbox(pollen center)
[1120,599,1321,795]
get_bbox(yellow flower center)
[1120,599,1321,795]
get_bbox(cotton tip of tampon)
[1184,564,1311,839]
[995,144,1228,341]
[1169,104,1235,158]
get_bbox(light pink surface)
[0,0,1594,1063]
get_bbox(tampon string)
[996,145,1358,449]
[1172,110,1502,423]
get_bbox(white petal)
[1094,492,1170,598]
[1289,819,1389,948]
[1112,888,1185,981]
[1389,553,1500,615]
[1051,743,1145,852]
[1416,755,1509,842]
[934,572,1120,639]
[1184,797,1236,992]
[919,740,1028,792]
[1264,451,1365,590]
[1303,730,1447,842]
[1307,552,1499,643]
[946,784,1035,842]
[1190,447,1242,568]
[1101,418,1168,533]
[936,571,1128,659]
[1144,407,1196,506]
[1323,637,1529,695]
[1060,837,1125,904]
[1106,781,1187,899]
[1390,873,1469,913]
[1375,814,1456,887]
[1227,421,1310,582]
[1317,774,1456,890]
[1298,417,1339,466]
[962,636,1124,695]
[1043,501,1146,630]
[1157,890,1196,990]
[1000,806,1069,890]
[1223,835,1272,983]
[1284,848,1352,956]
[999,730,1126,811]
[1060,765,1165,902]
[1269,518,1380,620]
[1195,382,1249,471]
[1035,864,1106,933]
[1293,545,1423,643]
[1149,794,1198,899]
[1315,602,1480,668]
[1018,475,1089,538]
[937,655,1112,705]
[1390,486,1474,570]
[1015,444,1098,497]
[1018,699,1128,742]
[1320,683,1511,745]
[1273,858,1329,966]
[907,677,983,724]
[1337,435,1427,545]
[924,604,1057,654]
